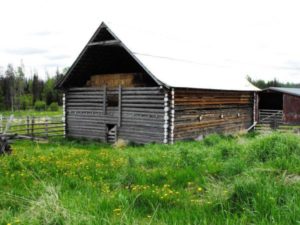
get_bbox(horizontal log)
[67,133,104,140]
[66,103,102,107]
[67,130,105,136]
[118,132,163,142]
[121,99,165,103]
[174,104,252,111]
[121,104,163,108]
[174,100,252,106]
[121,95,165,99]
[174,119,252,132]
[68,87,104,91]
[67,99,103,103]
[119,126,165,133]
[67,126,105,133]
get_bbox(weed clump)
[113,139,129,149]
[248,133,300,162]
[203,134,224,146]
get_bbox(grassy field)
[0,109,63,117]
[1,132,300,224]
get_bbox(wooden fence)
[0,115,64,138]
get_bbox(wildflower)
[147,215,152,218]
[198,187,202,192]
[113,208,121,213]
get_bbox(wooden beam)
[118,85,122,127]
[103,85,107,115]
[87,40,121,47]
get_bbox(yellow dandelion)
[113,208,121,212]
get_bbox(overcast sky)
[0,0,299,83]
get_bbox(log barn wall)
[283,93,300,124]
[65,87,166,144]
[172,88,254,141]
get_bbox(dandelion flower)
[113,208,121,212]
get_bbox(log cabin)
[56,22,259,144]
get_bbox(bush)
[49,102,59,111]
[34,101,46,111]
[20,95,33,110]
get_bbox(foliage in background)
[0,63,66,111]
[247,76,300,89]
[0,132,300,224]
[34,101,47,111]
[49,102,59,111]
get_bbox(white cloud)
[0,0,299,82]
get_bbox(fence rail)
[0,115,64,138]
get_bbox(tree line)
[0,63,65,111]
[247,76,300,89]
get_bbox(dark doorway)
[259,92,283,110]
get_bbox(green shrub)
[34,100,46,111]
[49,102,59,111]
[20,95,32,110]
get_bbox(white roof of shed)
[106,23,259,91]
[267,87,300,97]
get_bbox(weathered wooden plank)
[122,95,165,99]
[67,133,104,140]
[121,103,164,108]
[66,103,103,107]
[68,87,104,91]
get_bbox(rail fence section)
[0,115,64,138]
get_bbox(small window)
[107,94,118,107]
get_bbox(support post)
[45,117,48,138]
[0,115,2,133]
[31,116,34,140]
[26,116,30,135]
[163,91,169,144]
[103,85,107,115]
[62,93,66,138]
[170,88,175,144]
[118,85,122,127]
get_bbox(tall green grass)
[0,132,300,224]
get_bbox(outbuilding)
[56,22,259,144]
[258,87,300,125]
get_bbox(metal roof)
[267,87,300,97]
[58,22,260,91]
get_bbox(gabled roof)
[266,87,300,97]
[57,22,259,91]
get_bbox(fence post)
[45,117,48,138]
[0,115,2,133]
[31,116,34,140]
[27,116,30,135]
